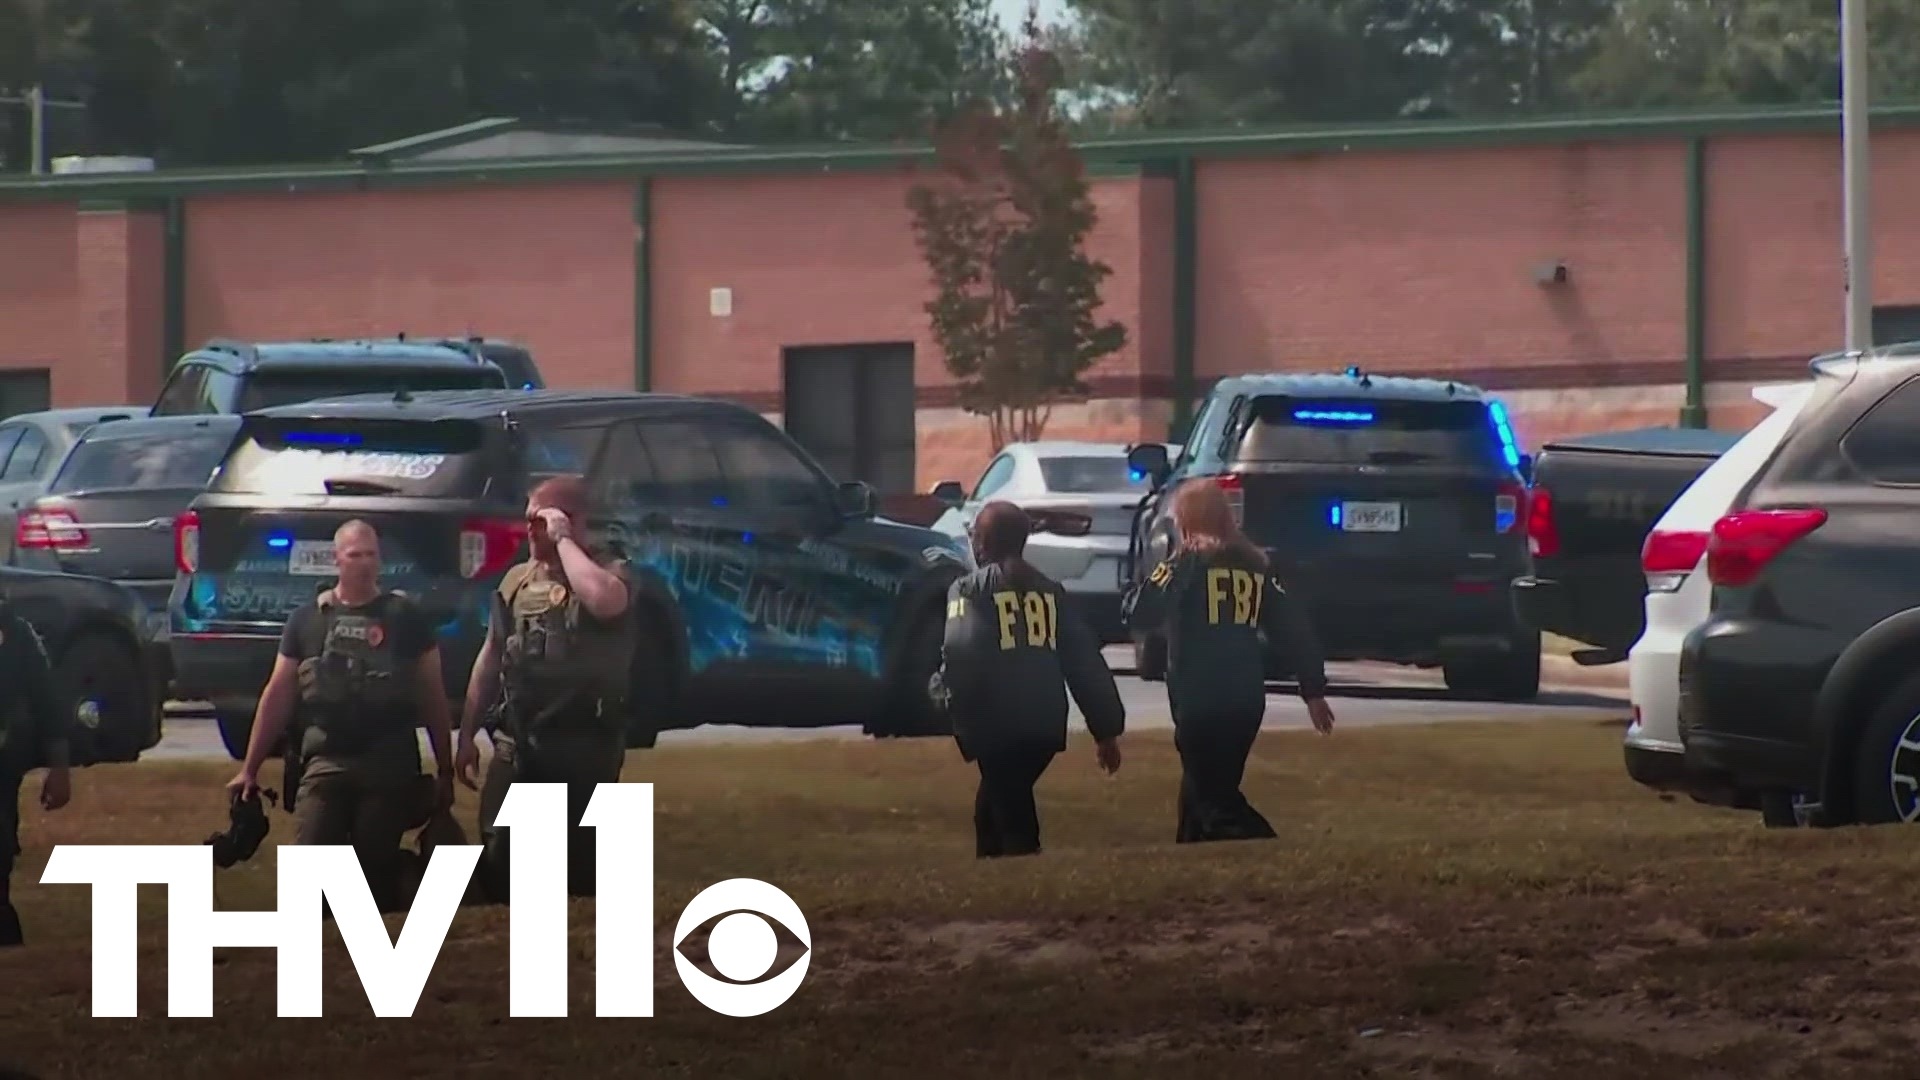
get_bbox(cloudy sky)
[990,0,1069,30]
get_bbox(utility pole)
[1841,0,1874,350]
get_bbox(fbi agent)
[458,475,637,900]
[931,500,1124,858]
[229,519,455,912]
[1123,482,1335,843]
[0,596,72,947]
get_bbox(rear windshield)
[209,418,496,497]
[235,369,504,413]
[1039,456,1150,493]
[1233,396,1508,467]
[52,428,235,492]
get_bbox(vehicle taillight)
[174,510,200,574]
[1214,473,1244,526]
[1496,479,1527,534]
[460,517,529,580]
[1641,529,1709,593]
[15,509,88,550]
[1705,508,1827,588]
[1526,484,1559,558]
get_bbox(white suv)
[1625,382,1811,797]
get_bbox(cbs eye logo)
[672,878,812,1016]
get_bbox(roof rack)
[202,338,260,364]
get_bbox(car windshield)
[1234,395,1507,467]
[1038,455,1150,493]
[211,417,494,497]
[236,369,503,412]
[52,429,235,492]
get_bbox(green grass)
[4,720,1918,1078]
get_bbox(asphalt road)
[147,648,1629,762]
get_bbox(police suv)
[1123,370,1540,700]
[167,390,974,757]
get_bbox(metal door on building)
[781,343,915,494]
[0,369,50,420]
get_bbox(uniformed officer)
[1122,481,1335,843]
[457,474,636,899]
[933,500,1124,858]
[228,519,455,912]
[0,598,72,947]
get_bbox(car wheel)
[1443,633,1541,701]
[1134,634,1167,681]
[876,606,950,739]
[56,631,152,766]
[1848,669,1920,826]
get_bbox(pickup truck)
[1510,426,1740,664]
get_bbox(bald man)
[229,520,453,912]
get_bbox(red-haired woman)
[1123,481,1335,842]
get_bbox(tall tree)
[907,15,1127,449]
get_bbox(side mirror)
[930,480,966,507]
[836,480,877,517]
[1126,443,1172,487]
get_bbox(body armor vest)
[497,559,635,732]
[296,590,411,754]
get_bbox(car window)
[1232,395,1506,469]
[520,423,604,479]
[0,427,23,474]
[200,369,238,413]
[233,368,504,412]
[972,454,1016,501]
[711,421,830,509]
[589,421,661,511]
[1,427,49,482]
[209,417,496,497]
[153,365,209,416]
[1039,455,1151,493]
[51,428,235,493]
[1174,395,1222,471]
[631,417,729,508]
[1841,374,1920,484]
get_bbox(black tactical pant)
[294,763,421,915]
[476,729,626,901]
[1,768,26,947]
[973,743,1057,858]
[1172,708,1276,844]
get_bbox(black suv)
[1679,345,1920,828]
[167,390,973,757]
[1124,370,1540,699]
[149,337,522,417]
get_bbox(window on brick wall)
[0,369,50,421]
[1872,305,1920,347]
[781,343,916,494]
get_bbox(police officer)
[0,598,72,947]
[1122,481,1335,843]
[457,474,636,899]
[934,500,1124,858]
[228,519,454,912]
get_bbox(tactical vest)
[296,590,412,755]
[497,559,635,733]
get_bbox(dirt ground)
[3,718,1917,1079]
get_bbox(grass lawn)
[5,718,1920,1079]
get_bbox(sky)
[991,0,1069,31]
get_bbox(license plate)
[1340,501,1403,533]
[287,540,336,575]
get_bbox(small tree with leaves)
[906,11,1126,451]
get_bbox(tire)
[1759,789,1808,829]
[55,631,154,766]
[1443,632,1542,701]
[1134,633,1167,681]
[1848,669,1920,826]
[875,606,950,739]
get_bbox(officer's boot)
[0,890,23,947]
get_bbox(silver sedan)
[929,441,1180,644]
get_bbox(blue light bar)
[1294,408,1374,424]
[1328,503,1342,527]
[1486,399,1522,469]
[266,533,292,550]
[283,431,363,447]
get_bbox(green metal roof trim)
[348,117,525,159]
[5,100,1920,202]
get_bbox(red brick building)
[5,103,1920,492]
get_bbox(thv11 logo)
[40,782,811,1018]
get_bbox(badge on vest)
[548,583,568,605]
[366,623,386,648]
